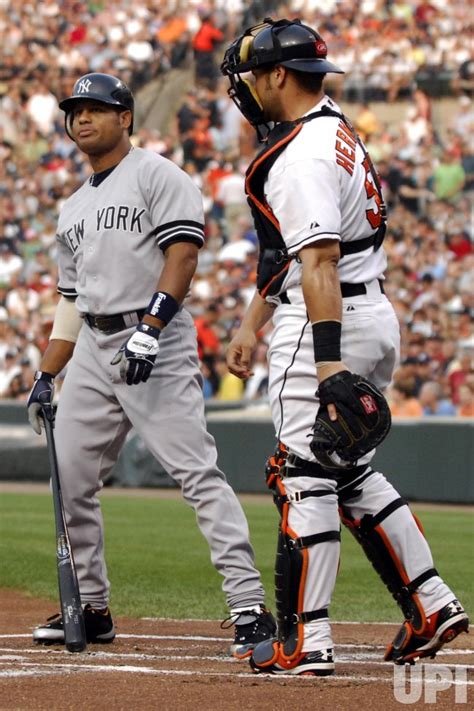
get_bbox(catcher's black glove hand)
[111,323,161,385]
[310,370,391,470]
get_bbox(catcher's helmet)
[221,17,343,76]
[221,18,343,138]
[59,73,135,136]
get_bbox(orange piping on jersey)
[412,512,425,536]
[245,123,304,231]
[376,524,427,634]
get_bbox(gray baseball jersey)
[53,147,264,610]
[56,147,205,313]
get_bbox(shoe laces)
[220,607,262,630]
[46,613,62,623]
[84,604,109,616]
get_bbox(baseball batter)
[27,73,276,656]
[222,18,469,676]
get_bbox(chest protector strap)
[245,106,387,298]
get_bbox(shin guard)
[340,497,438,634]
[266,444,340,661]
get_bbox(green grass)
[0,493,472,621]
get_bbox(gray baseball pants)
[54,308,264,610]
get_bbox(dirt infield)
[0,591,471,710]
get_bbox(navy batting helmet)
[59,73,135,136]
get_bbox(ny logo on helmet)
[77,79,92,94]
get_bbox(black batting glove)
[111,323,161,385]
[27,371,55,433]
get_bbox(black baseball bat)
[43,409,87,653]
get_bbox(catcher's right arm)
[310,370,392,470]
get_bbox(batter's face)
[69,100,131,155]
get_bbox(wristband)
[34,370,55,382]
[312,320,342,362]
[137,322,161,339]
[145,291,180,325]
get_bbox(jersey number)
[362,157,382,230]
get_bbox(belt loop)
[288,491,302,503]
[122,312,137,328]
[365,279,383,298]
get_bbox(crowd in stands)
[0,0,472,417]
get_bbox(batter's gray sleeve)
[138,156,205,252]
[56,233,78,298]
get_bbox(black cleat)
[33,604,115,645]
[385,599,469,665]
[222,606,277,659]
[250,640,335,676]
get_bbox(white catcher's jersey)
[265,95,387,293]
[56,147,205,315]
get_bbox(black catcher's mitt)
[310,371,391,470]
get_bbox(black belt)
[279,279,384,304]
[340,279,385,298]
[84,309,146,335]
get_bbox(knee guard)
[339,485,438,634]
[265,443,340,661]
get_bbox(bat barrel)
[43,409,87,653]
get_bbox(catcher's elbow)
[299,240,341,269]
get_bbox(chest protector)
[245,106,387,298]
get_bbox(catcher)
[222,17,469,676]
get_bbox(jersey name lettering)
[96,205,146,233]
[335,121,356,176]
[64,219,85,253]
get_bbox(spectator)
[397,160,434,215]
[26,81,59,136]
[192,12,224,89]
[215,356,245,400]
[433,148,466,202]
[0,348,21,397]
[215,162,249,238]
[451,96,474,137]
[0,1,472,418]
[389,377,424,417]
[457,384,474,417]
[217,216,257,264]
[452,50,474,97]
[194,303,222,362]
[244,342,269,401]
[447,352,473,405]
[354,103,382,141]
[418,381,457,416]
[0,244,23,286]
[446,231,472,261]
[5,356,34,399]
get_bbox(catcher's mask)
[220,17,344,140]
[59,72,134,140]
